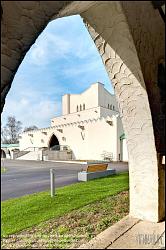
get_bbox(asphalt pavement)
[1,159,128,201]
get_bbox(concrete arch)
[1,1,165,222]
[81,1,165,222]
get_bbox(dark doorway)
[1,149,6,158]
[49,134,60,150]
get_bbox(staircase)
[17,151,42,161]
[13,151,30,159]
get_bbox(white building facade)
[19,83,128,161]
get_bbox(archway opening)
[1,1,165,242]
[49,134,60,150]
[1,149,6,158]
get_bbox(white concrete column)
[81,1,161,222]
[62,94,70,115]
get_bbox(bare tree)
[23,125,38,132]
[1,116,22,144]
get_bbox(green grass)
[1,172,129,238]
[1,167,7,173]
[1,191,129,249]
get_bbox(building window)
[80,104,82,111]
[77,105,79,112]
[113,105,115,110]
[83,104,85,110]
[110,104,112,110]
[108,104,110,109]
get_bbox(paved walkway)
[79,216,165,249]
[1,159,83,200]
[1,159,128,200]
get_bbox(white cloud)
[28,32,71,66]
[63,60,103,78]
[26,15,97,66]
[2,86,61,129]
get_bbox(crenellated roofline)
[20,114,119,135]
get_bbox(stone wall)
[43,150,72,161]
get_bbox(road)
[1,159,128,201]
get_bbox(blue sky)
[2,15,113,129]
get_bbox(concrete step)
[79,216,165,249]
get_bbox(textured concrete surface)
[82,1,165,222]
[79,216,165,249]
[108,220,165,249]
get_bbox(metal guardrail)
[50,145,70,151]
[22,147,40,152]
[101,151,113,161]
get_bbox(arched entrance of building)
[1,149,6,158]
[48,134,60,151]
